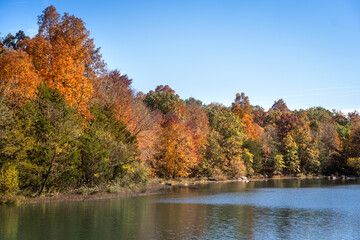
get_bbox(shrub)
[0,166,19,197]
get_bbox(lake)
[1,179,360,240]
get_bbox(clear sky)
[1,0,360,112]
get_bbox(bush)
[0,166,19,197]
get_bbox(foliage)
[154,116,198,178]
[20,85,83,194]
[1,30,27,50]
[2,5,360,199]
[0,165,19,197]
[270,99,289,112]
[283,135,300,174]
[206,104,246,177]
[231,92,259,141]
[0,49,41,106]
[23,5,105,118]
[144,85,184,116]
[242,149,254,176]
[347,158,360,175]
[273,154,285,175]
[79,103,140,186]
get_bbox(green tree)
[20,85,82,194]
[206,104,246,177]
[144,85,183,115]
[0,165,19,198]
[273,154,285,175]
[79,103,140,186]
[242,148,254,176]
[283,135,300,174]
[200,129,224,177]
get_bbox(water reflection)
[1,179,360,240]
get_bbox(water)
[1,179,360,240]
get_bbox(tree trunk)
[38,153,56,195]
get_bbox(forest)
[1,6,360,200]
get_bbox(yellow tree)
[155,116,198,178]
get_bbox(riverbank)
[1,181,163,205]
[2,175,350,205]
[1,178,236,205]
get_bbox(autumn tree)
[154,115,198,178]
[231,92,263,175]
[0,49,41,106]
[270,98,289,112]
[252,106,268,127]
[130,96,161,165]
[186,99,209,152]
[319,123,342,174]
[23,5,105,117]
[295,126,320,173]
[231,92,259,141]
[94,70,134,122]
[275,112,302,140]
[348,111,360,128]
[94,71,162,166]
[261,125,280,175]
[145,87,205,177]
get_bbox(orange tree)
[23,5,105,118]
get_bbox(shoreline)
[3,175,352,205]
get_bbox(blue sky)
[1,0,360,112]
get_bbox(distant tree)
[242,149,254,176]
[2,30,28,50]
[295,128,320,173]
[201,129,224,177]
[307,107,333,122]
[185,97,204,107]
[232,93,252,119]
[273,154,285,175]
[206,105,246,177]
[231,92,259,141]
[154,115,198,178]
[275,112,302,140]
[252,105,264,111]
[144,85,183,116]
[186,101,209,152]
[252,107,268,127]
[283,135,300,174]
[348,111,360,128]
[270,99,289,112]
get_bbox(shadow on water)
[1,178,360,240]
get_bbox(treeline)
[1,6,360,198]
